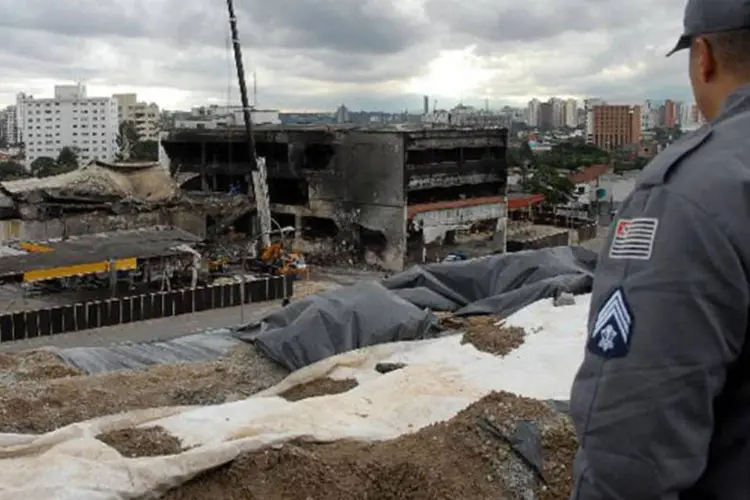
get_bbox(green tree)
[30,157,57,177]
[30,154,77,178]
[56,146,78,167]
[130,139,158,161]
[521,164,575,205]
[519,141,534,164]
[0,161,28,180]
[116,121,140,160]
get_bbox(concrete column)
[108,258,117,297]
[294,213,303,248]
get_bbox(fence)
[576,223,598,242]
[507,231,570,252]
[0,275,292,343]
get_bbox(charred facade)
[162,125,508,270]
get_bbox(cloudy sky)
[0,0,693,112]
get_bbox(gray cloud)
[0,0,696,111]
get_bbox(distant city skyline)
[0,83,695,115]
[0,0,693,113]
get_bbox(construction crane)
[225,0,271,249]
[224,0,306,278]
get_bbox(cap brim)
[666,35,692,57]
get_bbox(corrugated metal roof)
[0,227,201,278]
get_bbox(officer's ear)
[690,36,717,83]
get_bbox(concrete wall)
[414,202,506,243]
[0,209,206,243]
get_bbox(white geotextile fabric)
[0,295,590,500]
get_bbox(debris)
[97,426,183,458]
[280,378,358,402]
[375,362,407,374]
[456,316,526,357]
[0,351,82,383]
[553,293,576,307]
[161,391,577,500]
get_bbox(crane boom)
[225,0,271,248]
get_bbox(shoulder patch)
[608,217,658,260]
[587,288,633,358]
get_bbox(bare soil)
[0,350,82,382]
[280,378,358,402]
[449,315,525,357]
[161,391,577,500]
[0,344,288,434]
[97,426,183,458]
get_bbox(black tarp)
[235,281,440,371]
[382,245,596,317]
[235,246,595,371]
[49,330,243,373]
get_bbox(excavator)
[225,0,306,279]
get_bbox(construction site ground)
[0,267,578,498]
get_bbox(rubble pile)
[161,392,576,500]
[438,314,526,357]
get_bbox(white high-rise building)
[676,101,691,126]
[550,98,565,128]
[19,84,119,168]
[584,98,605,143]
[526,98,541,127]
[564,99,578,128]
[641,100,663,130]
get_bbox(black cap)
[667,0,750,56]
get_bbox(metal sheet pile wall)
[0,275,293,342]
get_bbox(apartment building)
[591,104,641,151]
[584,98,606,143]
[526,98,541,127]
[663,99,677,128]
[564,99,578,128]
[0,106,17,146]
[19,84,119,168]
[113,93,161,140]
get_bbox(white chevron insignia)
[591,289,632,351]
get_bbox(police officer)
[569,1,750,498]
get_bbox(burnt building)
[162,125,508,270]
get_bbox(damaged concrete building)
[0,160,204,242]
[162,125,508,270]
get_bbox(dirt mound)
[162,391,577,500]
[0,344,288,434]
[281,378,358,402]
[97,426,183,458]
[0,350,82,382]
[450,316,525,357]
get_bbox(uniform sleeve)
[570,186,749,499]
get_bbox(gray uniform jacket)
[570,83,750,500]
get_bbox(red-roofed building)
[568,163,609,184]
[567,163,610,206]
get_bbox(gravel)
[0,344,288,434]
[160,391,577,500]
[97,426,184,458]
[280,378,359,402]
